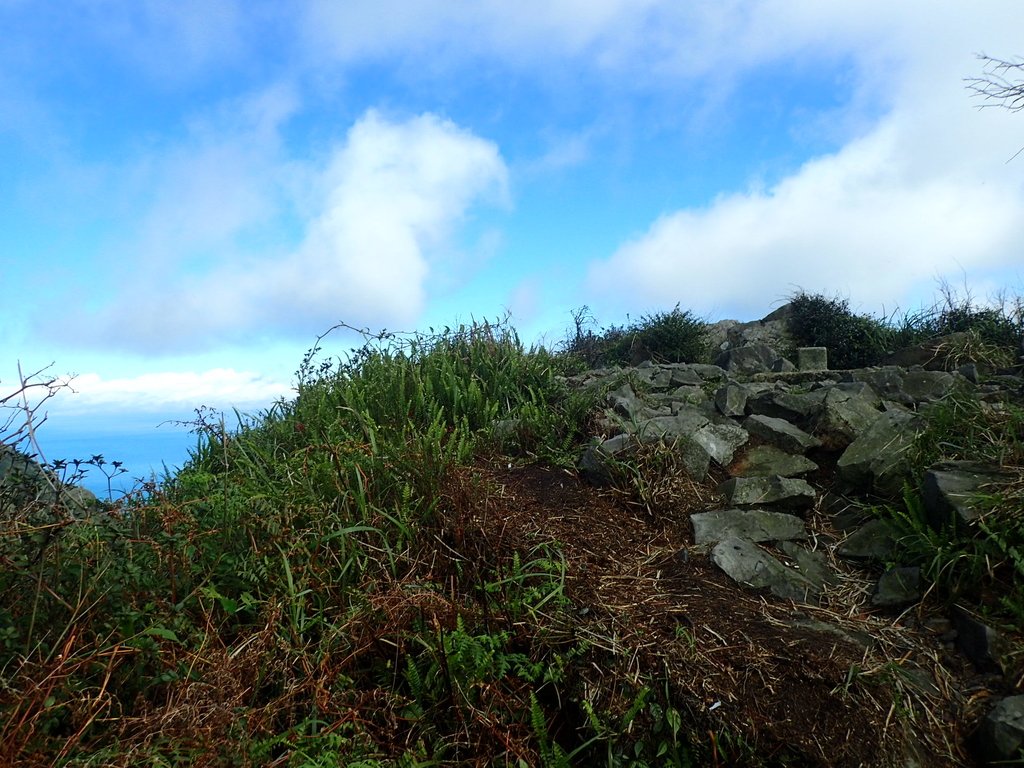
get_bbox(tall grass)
[0,319,613,765]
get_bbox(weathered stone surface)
[952,604,1005,674]
[744,414,822,454]
[922,461,1015,530]
[718,475,816,509]
[673,439,713,481]
[668,365,704,387]
[972,695,1024,765]
[689,364,728,381]
[836,519,896,562]
[872,566,921,608]
[836,409,919,494]
[901,369,956,404]
[692,421,749,465]
[732,445,818,478]
[834,380,881,404]
[636,409,710,441]
[814,387,883,449]
[711,537,820,601]
[608,383,643,419]
[714,384,748,417]
[645,367,674,390]
[691,508,806,546]
[849,367,909,402]
[798,347,828,371]
[715,343,780,375]
[779,541,838,592]
[668,387,710,409]
[746,389,825,427]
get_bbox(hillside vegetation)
[1,289,1023,766]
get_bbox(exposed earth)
[436,456,1016,767]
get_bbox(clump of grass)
[787,284,1024,372]
[878,391,1024,625]
[562,304,708,368]
[0,318,619,766]
[786,291,895,369]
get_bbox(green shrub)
[788,285,1024,372]
[786,291,895,369]
[562,304,708,367]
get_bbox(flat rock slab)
[693,421,749,465]
[711,537,820,602]
[691,509,807,546]
[779,541,838,592]
[744,414,822,454]
[732,445,818,478]
[718,475,816,509]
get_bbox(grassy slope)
[1,293,1022,766]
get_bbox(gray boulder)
[718,475,816,510]
[972,695,1024,765]
[714,383,748,418]
[731,445,818,478]
[636,409,710,442]
[608,383,644,420]
[715,343,781,375]
[692,421,749,465]
[901,369,957,404]
[813,387,883,449]
[691,508,806,546]
[922,461,1014,530]
[711,537,820,602]
[779,541,838,592]
[746,389,825,427]
[744,414,822,454]
[836,409,919,494]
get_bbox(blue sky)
[2,1,1023,434]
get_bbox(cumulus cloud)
[259,110,508,330]
[585,2,1024,319]
[77,109,507,351]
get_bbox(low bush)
[562,304,708,368]
[788,285,1024,372]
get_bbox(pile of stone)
[569,305,1024,764]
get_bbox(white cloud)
[49,368,292,416]
[74,109,508,350]
[585,3,1024,319]
[301,0,661,66]
[261,110,508,329]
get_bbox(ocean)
[33,423,200,500]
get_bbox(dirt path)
[450,462,977,766]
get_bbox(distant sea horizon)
[33,422,201,500]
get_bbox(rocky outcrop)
[567,304,1024,765]
[1,444,98,518]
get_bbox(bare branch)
[965,53,1024,112]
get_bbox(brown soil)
[439,460,990,767]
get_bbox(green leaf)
[144,626,180,643]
